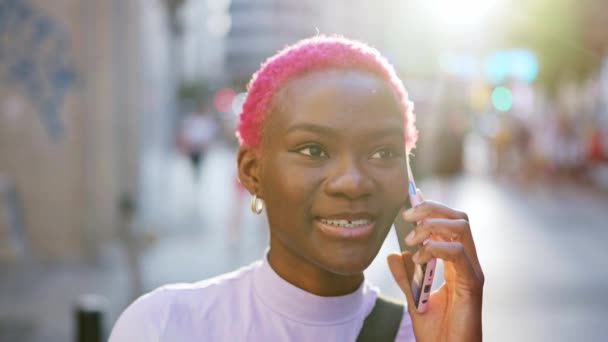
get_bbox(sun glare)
[421,0,502,35]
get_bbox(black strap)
[356,295,404,342]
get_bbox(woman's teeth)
[319,219,372,228]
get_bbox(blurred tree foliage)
[505,0,604,94]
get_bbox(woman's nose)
[324,157,374,200]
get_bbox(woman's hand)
[387,192,484,342]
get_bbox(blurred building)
[223,0,432,85]
[225,0,320,84]
[179,0,225,84]
[0,0,176,262]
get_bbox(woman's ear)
[237,146,261,196]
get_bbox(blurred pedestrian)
[177,107,218,180]
[110,36,484,341]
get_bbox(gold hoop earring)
[251,194,264,214]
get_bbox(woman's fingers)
[403,200,468,222]
[403,199,483,282]
[412,240,483,291]
[405,218,470,245]
[387,252,417,315]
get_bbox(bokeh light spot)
[491,86,512,112]
[214,88,236,113]
[470,82,491,111]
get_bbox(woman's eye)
[296,145,328,158]
[371,148,399,159]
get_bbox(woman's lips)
[314,218,376,239]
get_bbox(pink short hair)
[236,35,418,153]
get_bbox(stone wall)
[0,0,142,261]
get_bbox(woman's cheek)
[379,168,408,202]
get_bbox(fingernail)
[405,230,416,245]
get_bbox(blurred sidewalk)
[1,142,608,341]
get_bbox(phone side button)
[424,285,431,293]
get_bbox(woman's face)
[259,69,408,275]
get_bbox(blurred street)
[2,141,607,341]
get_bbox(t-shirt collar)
[252,253,369,325]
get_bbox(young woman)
[110,36,484,341]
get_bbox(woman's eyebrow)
[364,127,404,140]
[285,123,404,139]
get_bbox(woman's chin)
[319,250,376,276]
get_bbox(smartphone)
[393,155,436,313]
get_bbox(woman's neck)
[267,237,364,297]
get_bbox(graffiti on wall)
[0,0,76,142]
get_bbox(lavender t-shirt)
[109,256,415,341]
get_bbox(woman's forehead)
[273,69,401,117]
[287,69,387,90]
[262,69,404,141]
